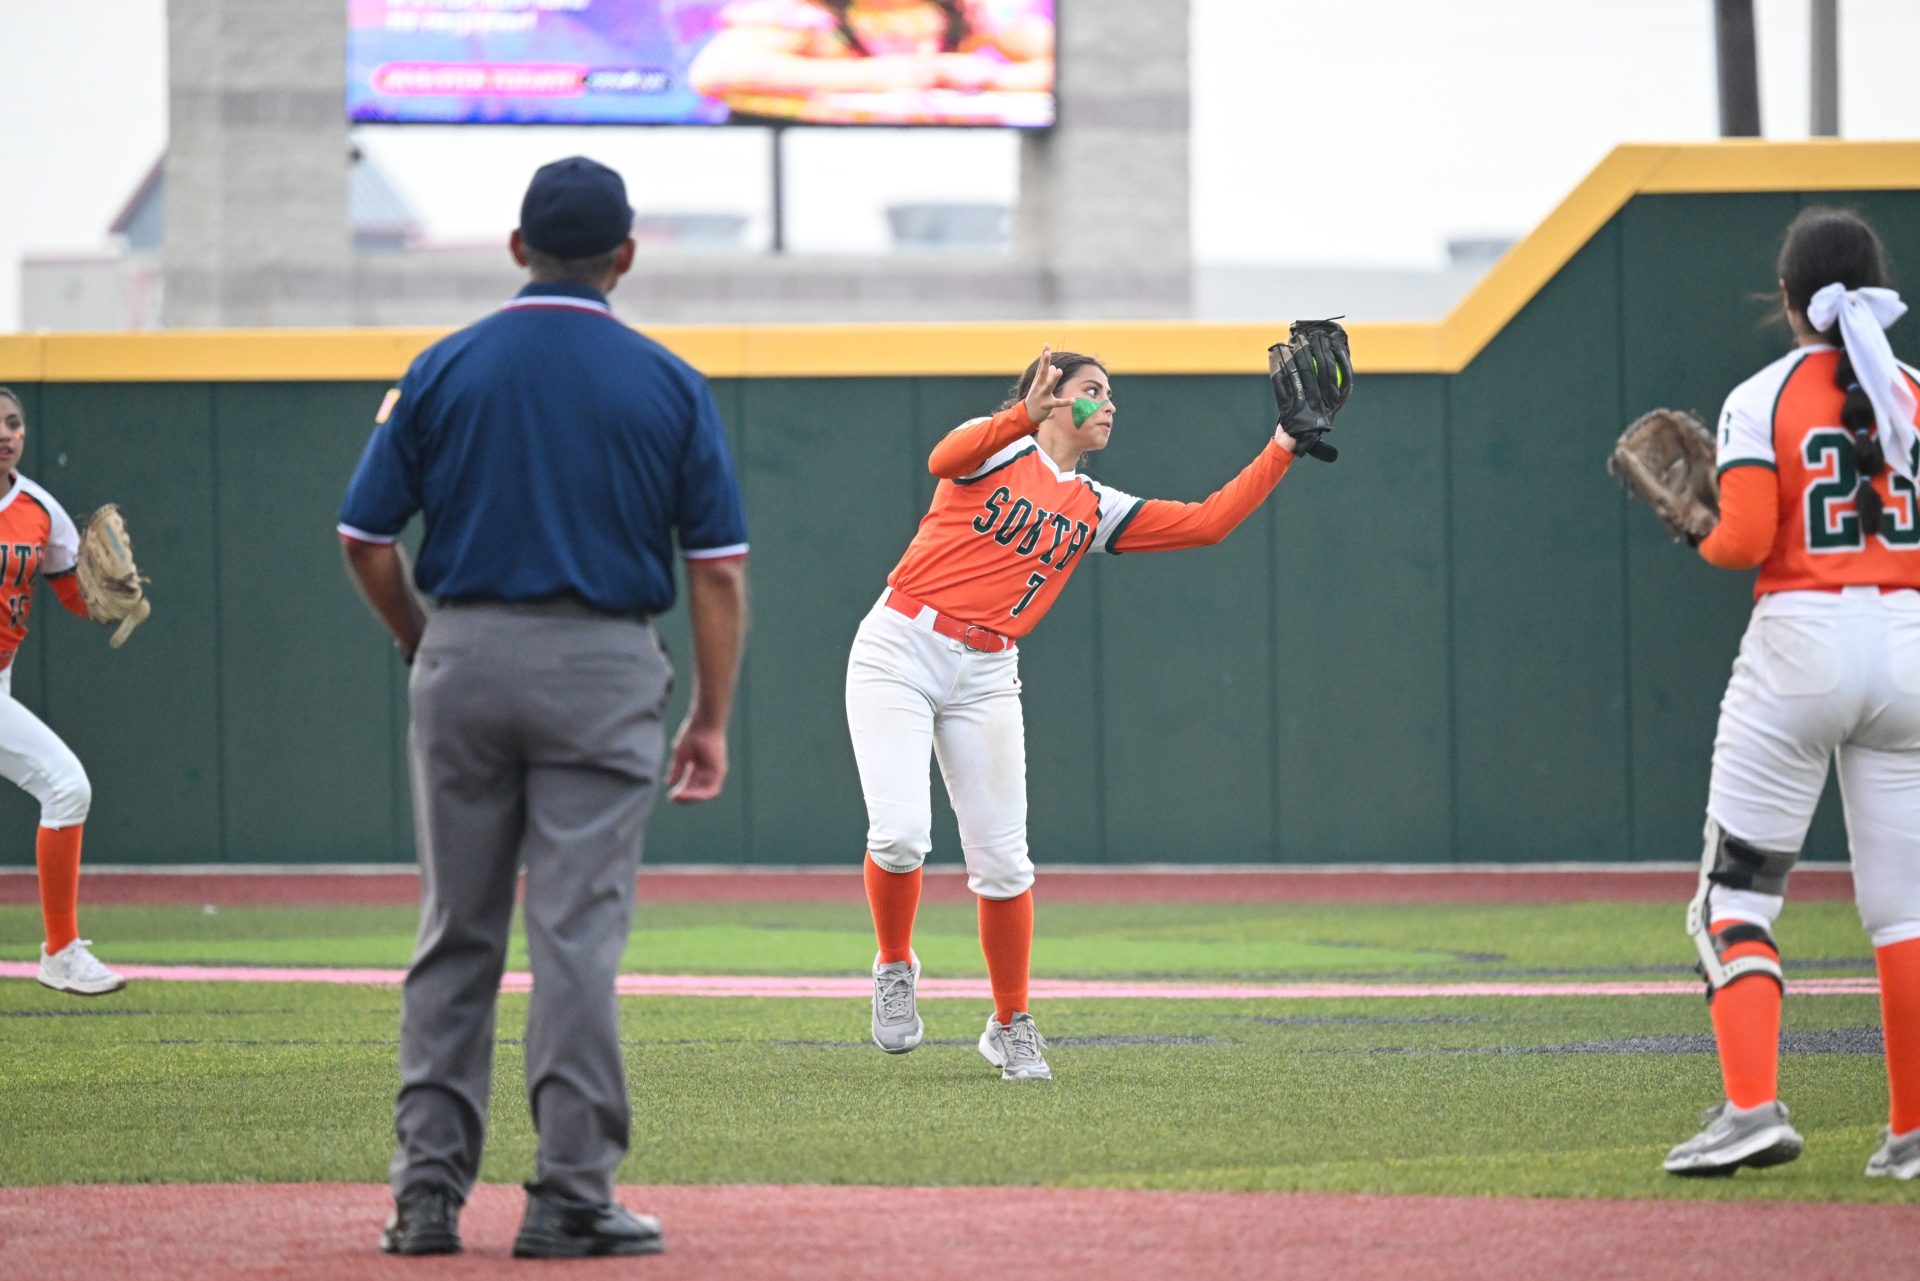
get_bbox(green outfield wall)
[3,151,1918,866]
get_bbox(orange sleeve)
[1697,464,1778,570]
[47,572,89,618]
[1111,441,1294,553]
[928,403,1037,480]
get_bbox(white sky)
[4,0,1920,329]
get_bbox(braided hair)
[824,0,969,55]
[1778,208,1894,535]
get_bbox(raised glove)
[75,504,151,649]
[1608,408,1719,545]
[1269,318,1353,464]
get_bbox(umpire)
[337,156,749,1259]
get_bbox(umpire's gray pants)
[390,600,670,1205]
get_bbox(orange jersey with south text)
[1712,346,1920,598]
[889,408,1142,636]
[0,474,81,669]
[888,404,1294,637]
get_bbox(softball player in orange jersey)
[1663,210,1920,1179]
[0,388,122,996]
[850,347,1313,1079]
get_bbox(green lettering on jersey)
[1804,430,1861,551]
[993,498,1035,547]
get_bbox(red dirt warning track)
[0,866,1858,907]
[2,1182,1910,1281]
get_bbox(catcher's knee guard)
[1687,818,1789,1000]
[1699,817,1800,897]
[1690,917,1784,1002]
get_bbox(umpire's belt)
[883,587,1015,654]
[438,594,652,625]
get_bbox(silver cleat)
[1664,1100,1804,1176]
[978,1011,1052,1081]
[1865,1126,1920,1180]
[871,953,924,1054]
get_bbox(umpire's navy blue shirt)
[338,283,747,615]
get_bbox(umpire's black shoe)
[512,1184,665,1258]
[379,1186,462,1256]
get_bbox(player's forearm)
[928,404,1038,479]
[1112,441,1293,553]
[1697,465,1777,569]
[684,557,748,732]
[47,573,88,618]
[340,537,428,657]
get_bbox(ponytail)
[1779,207,1896,534]
[1835,351,1886,535]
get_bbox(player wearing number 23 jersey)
[1714,347,1920,594]
[1665,209,1920,1181]
[848,347,1316,1081]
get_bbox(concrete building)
[141,0,1195,329]
[22,150,422,332]
[22,1,1487,331]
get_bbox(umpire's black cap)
[519,156,634,258]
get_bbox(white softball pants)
[1707,587,1920,947]
[0,665,90,829]
[845,593,1033,900]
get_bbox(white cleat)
[871,953,924,1054]
[1865,1126,1920,1179]
[978,1011,1052,1081]
[37,938,126,996]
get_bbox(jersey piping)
[337,521,397,545]
[958,440,1038,485]
[499,295,618,318]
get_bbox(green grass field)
[0,898,1908,1202]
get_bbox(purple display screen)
[347,0,1057,127]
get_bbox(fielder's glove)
[75,503,152,649]
[1269,318,1353,463]
[1608,408,1719,545]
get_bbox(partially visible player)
[850,344,1337,1081]
[0,388,122,996]
[1664,209,1920,1179]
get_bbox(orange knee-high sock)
[36,824,84,955]
[1874,937,1920,1135]
[864,855,922,965]
[978,890,1034,1025]
[1708,918,1783,1109]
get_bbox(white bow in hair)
[1808,282,1907,333]
[1807,283,1919,481]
